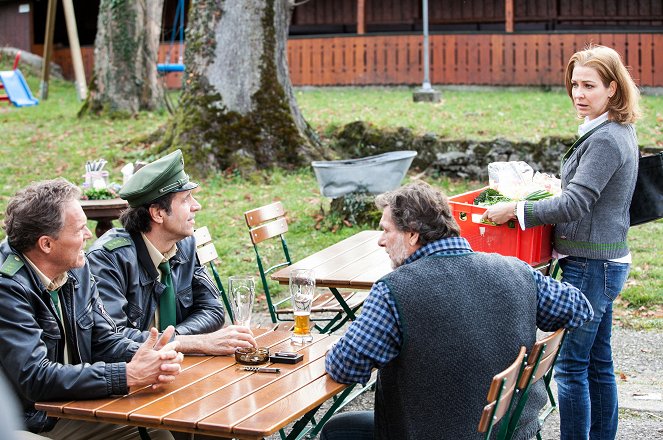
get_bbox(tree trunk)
[81,0,164,116]
[159,0,325,174]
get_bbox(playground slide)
[0,69,39,107]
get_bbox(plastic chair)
[244,201,368,333]
[477,346,527,440]
[505,328,566,440]
[193,226,234,323]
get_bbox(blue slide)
[0,69,39,107]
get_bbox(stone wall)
[329,121,575,181]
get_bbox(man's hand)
[126,326,184,390]
[176,325,257,355]
[481,201,517,225]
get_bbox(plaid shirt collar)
[404,236,473,265]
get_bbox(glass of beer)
[228,275,255,328]
[290,269,315,344]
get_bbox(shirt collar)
[578,111,609,136]
[22,254,69,291]
[403,236,473,265]
[141,233,178,271]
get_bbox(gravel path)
[262,324,663,439]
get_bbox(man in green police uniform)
[88,150,256,354]
[0,178,182,439]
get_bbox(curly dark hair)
[120,192,175,234]
[3,178,81,253]
[375,181,460,245]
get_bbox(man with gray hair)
[0,178,183,439]
[323,181,594,440]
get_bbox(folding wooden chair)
[193,226,234,322]
[244,201,368,333]
[478,346,527,440]
[505,328,567,440]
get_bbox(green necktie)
[158,261,176,331]
[49,290,62,320]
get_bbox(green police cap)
[119,149,198,207]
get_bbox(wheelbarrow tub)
[312,150,417,198]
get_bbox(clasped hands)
[126,325,184,390]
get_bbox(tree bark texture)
[160,0,324,174]
[82,0,164,116]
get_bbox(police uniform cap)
[119,149,198,207]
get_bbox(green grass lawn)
[1,69,661,326]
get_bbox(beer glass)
[289,269,315,344]
[228,276,255,328]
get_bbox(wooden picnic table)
[36,329,351,440]
[80,198,128,237]
[271,230,392,290]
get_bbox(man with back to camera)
[87,149,257,354]
[0,178,183,439]
[322,181,594,440]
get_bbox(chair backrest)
[244,202,292,323]
[245,201,289,245]
[477,346,527,437]
[193,226,234,322]
[517,328,566,390]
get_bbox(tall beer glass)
[290,269,315,344]
[228,275,255,328]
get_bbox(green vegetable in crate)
[473,188,512,206]
[523,189,554,201]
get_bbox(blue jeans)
[554,257,630,440]
[320,411,374,440]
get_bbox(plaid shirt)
[325,236,593,385]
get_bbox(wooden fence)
[40,32,663,88]
[287,33,663,86]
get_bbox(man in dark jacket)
[0,178,183,438]
[323,181,594,440]
[87,150,256,354]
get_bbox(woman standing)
[484,45,641,439]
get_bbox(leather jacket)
[87,229,225,342]
[0,240,139,433]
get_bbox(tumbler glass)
[290,269,315,344]
[228,275,255,327]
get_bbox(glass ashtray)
[235,347,270,365]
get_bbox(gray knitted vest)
[376,252,546,440]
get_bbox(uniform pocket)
[177,286,193,308]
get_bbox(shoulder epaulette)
[0,254,24,277]
[103,237,133,252]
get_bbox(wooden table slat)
[272,231,382,284]
[94,357,235,420]
[232,373,347,437]
[35,355,215,416]
[130,334,331,425]
[196,357,328,432]
[319,247,390,286]
[160,335,335,429]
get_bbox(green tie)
[49,290,62,320]
[158,261,176,331]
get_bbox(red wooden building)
[1,0,661,87]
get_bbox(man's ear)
[36,236,54,254]
[148,205,165,225]
[407,231,419,247]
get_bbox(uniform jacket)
[0,240,139,433]
[87,229,225,342]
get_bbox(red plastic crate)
[448,187,553,266]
